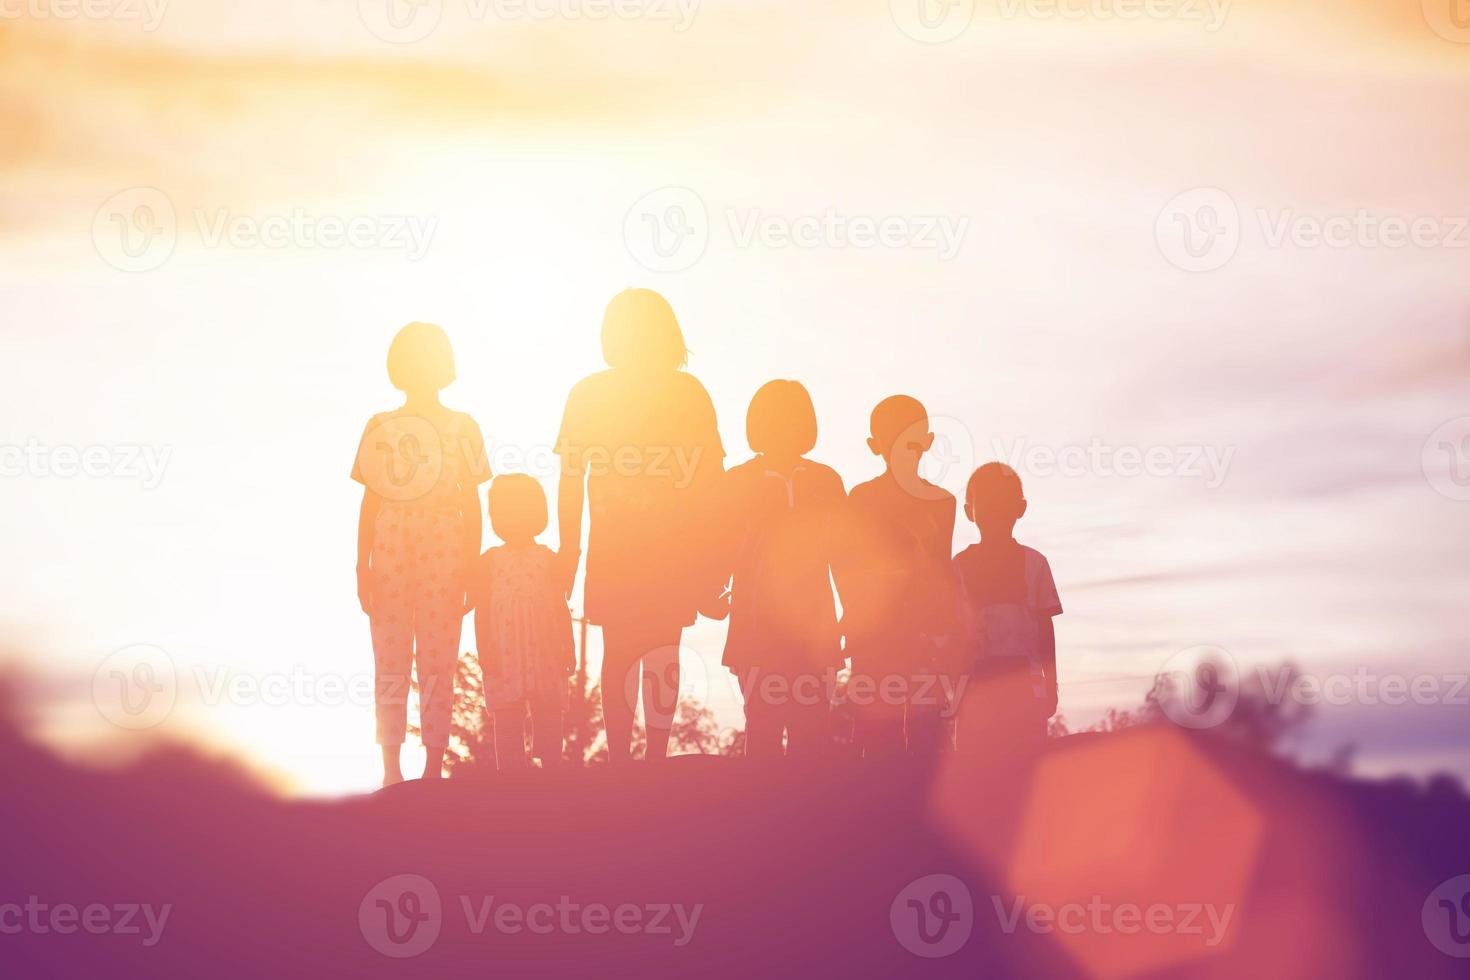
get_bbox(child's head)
[965,462,1028,539]
[387,321,456,394]
[746,380,817,460]
[601,289,689,371]
[488,474,548,544]
[867,395,934,476]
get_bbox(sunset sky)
[2,0,1468,794]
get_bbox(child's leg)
[530,698,564,769]
[599,626,639,765]
[850,662,906,760]
[905,667,948,757]
[413,626,459,778]
[493,703,529,771]
[904,697,944,757]
[639,631,682,763]
[602,622,682,764]
[785,687,831,759]
[369,610,412,785]
[410,515,466,778]
[742,670,783,759]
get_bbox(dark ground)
[2,710,1468,979]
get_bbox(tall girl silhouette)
[554,290,725,763]
[353,322,490,785]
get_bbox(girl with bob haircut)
[471,474,575,772]
[352,322,491,786]
[711,380,847,759]
[555,289,725,764]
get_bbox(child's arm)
[698,470,738,621]
[356,489,381,615]
[555,457,585,600]
[471,554,497,674]
[459,483,482,614]
[1032,553,1063,719]
[1040,614,1059,718]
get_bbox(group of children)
[466,384,1062,769]
[356,319,1061,779]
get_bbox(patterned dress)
[353,409,491,747]
[473,543,574,711]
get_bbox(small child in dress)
[952,463,1062,749]
[471,474,575,771]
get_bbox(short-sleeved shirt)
[555,368,724,626]
[351,408,491,513]
[952,540,1061,699]
[834,472,957,666]
[718,457,847,675]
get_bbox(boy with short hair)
[836,395,957,759]
[952,463,1062,747]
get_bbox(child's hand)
[356,567,373,616]
[1045,679,1059,720]
[556,548,581,600]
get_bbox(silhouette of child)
[713,381,846,759]
[834,395,957,760]
[472,474,575,772]
[554,289,726,764]
[353,322,491,786]
[952,463,1062,747]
